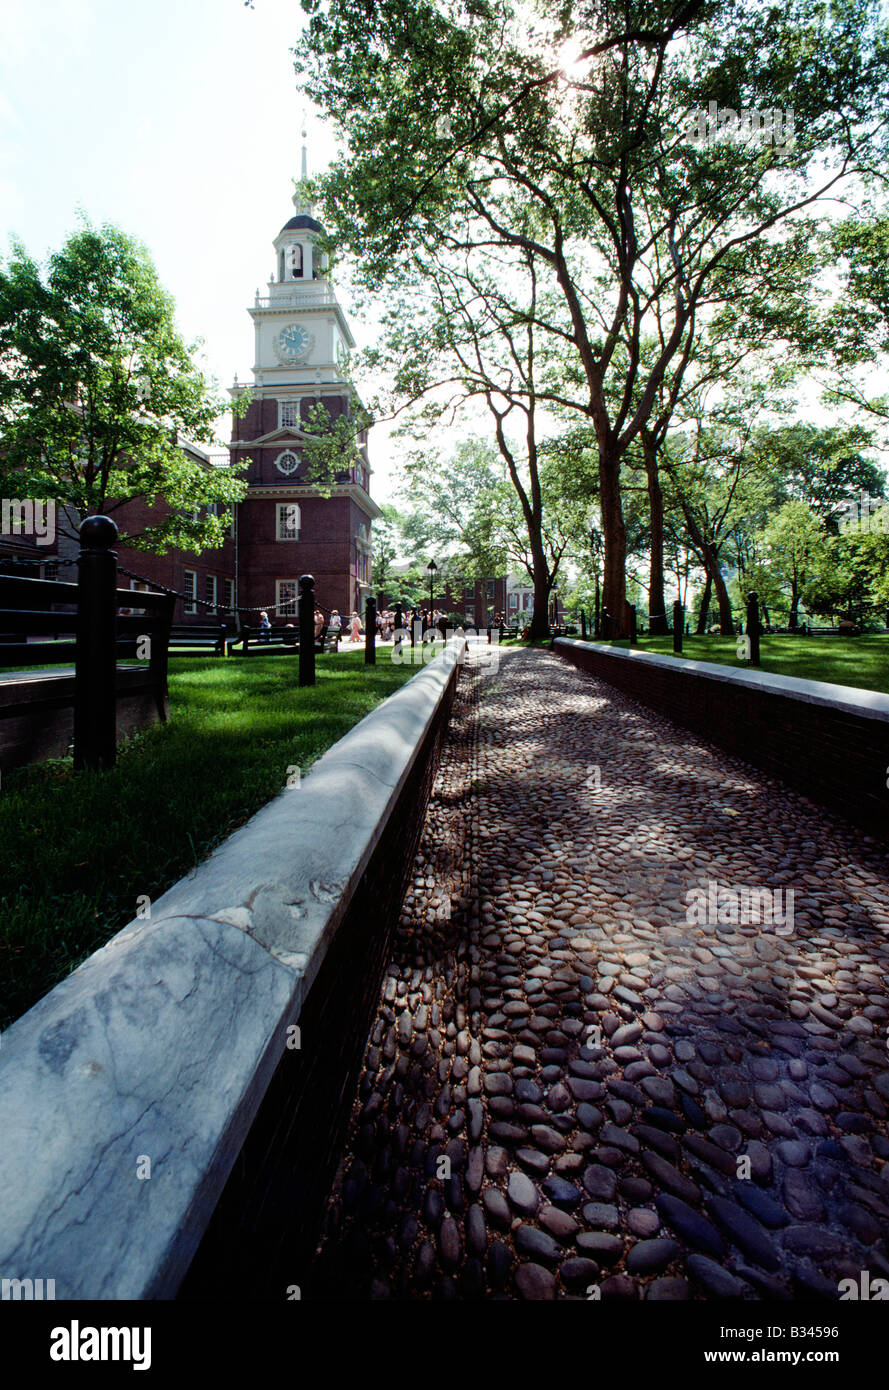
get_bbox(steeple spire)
[292,110,314,217]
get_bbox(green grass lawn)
[575,633,889,694]
[0,650,416,1029]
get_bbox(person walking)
[259,610,271,643]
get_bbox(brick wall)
[555,640,889,837]
[106,495,236,624]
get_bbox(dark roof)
[280,214,325,235]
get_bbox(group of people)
[325,610,363,643]
[256,603,505,646]
[256,608,363,644]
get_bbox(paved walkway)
[311,646,889,1300]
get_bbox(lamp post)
[426,558,438,617]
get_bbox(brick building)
[53,166,380,624]
[226,168,379,621]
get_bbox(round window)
[276,451,299,475]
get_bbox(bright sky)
[0,0,400,501]
[2,0,885,522]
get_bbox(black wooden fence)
[0,516,173,771]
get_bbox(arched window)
[289,244,303,279]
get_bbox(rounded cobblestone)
[311,648,889,1301]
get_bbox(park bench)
[167,622,232,656]
[230,622,340,655]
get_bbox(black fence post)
[746,590,761,666]
[673,599,684,654]
[580,609,587,639]
[149,594,174,721]
[365,595,376,665]
[299,574,315,687]
[74,515,119,771]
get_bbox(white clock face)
[275,323,313,364]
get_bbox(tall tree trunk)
[789,577,799,630]
[696,574,712,634]
[600,450,627,636]
[528,541,552,640]
[642,431,667,635]
[710,545,734,635]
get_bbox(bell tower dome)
[272,134,330,286]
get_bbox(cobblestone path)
[311,646,889,1301]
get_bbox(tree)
[809,213,889,433]
[298,388,375,493]
[0,221,247,551]
[400,436,572,614]
[371,503,405,591]
[295,0,889,634]
[362,242,574,636]
[764,499,827,628]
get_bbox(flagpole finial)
[300,107,308,180]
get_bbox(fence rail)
[0,516,173,771]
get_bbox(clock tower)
[229,145,380,623]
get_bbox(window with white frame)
[280,401,299,428]
[277,580,299,616]
[223,578,234,612]
[120,579,148,618]
[205,574,218,609]
[276,502,300,540]
[184,570,197,615]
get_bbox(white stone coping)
[554,638,889,724]
[0,638,465,1300]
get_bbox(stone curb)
[555,638,889,722]
[0,638,465,1299]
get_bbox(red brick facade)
[99,396,376,624]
